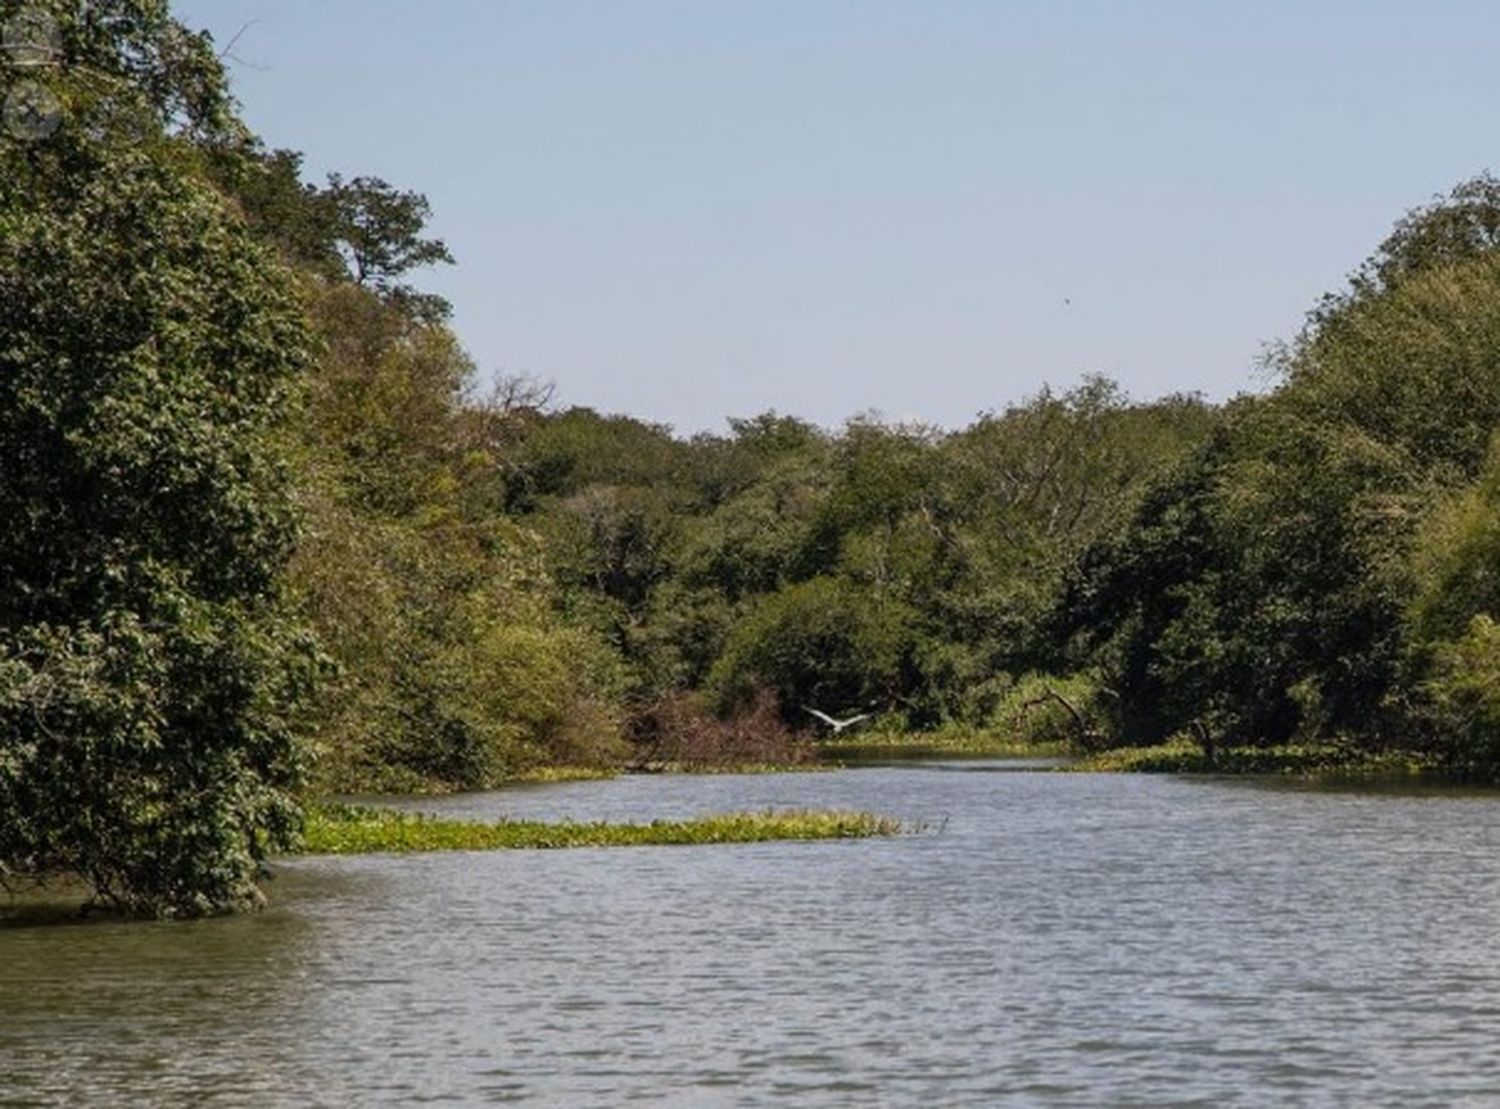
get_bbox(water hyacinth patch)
[298,804,906,855]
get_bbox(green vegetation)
[1047,177,1500,779]
[299,804,904,855]
[823,729,1067,760]
[1068,740,1436,777]
[9,6,1500,916]
[0,5,313,918]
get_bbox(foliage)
[323,174,454,319]
[990,672,1110,750]
[1345,173,1500,300]
[287,287,628,793]
[1407,433,1500,647]
[709,577,921,721]
[820,726,1067,759]
[1418,617,1500,771]
[49,0,240,140]
[0,107,312,916]
[1055,181,1500,763]
[24,4,1500,924]
[490,379,1211,746]
[1068,739,1432,776]
[299,804,904,854]
[1054,402,1421,748]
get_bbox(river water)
[6,762,1500,1106]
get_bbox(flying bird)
[803,707,875,735]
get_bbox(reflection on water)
[7,765,1500,1105]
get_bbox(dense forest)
[6,3,1500,916]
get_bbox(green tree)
[0,119,313,915]
[1408,432,1500,648]
[324,174,455,320]
[709,577,919,722]
[1419,616,1500,771]
[1402,434,1500,768]
[1351,174,1500,298]
[287,286,630,791]
[1055,198,1500,756]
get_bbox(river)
[5,761,1500,1106]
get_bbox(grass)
[822,727,1068,761]
[631,760,838,776]
[504,765,621,785]
[309,762,624,797]
[297,803,906,855]
[1068,738,1439,776]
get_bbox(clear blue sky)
[178,0,1500,433]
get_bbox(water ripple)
[7,768,1500,1104]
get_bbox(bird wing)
[804,707,838,727]
[839,714,875,728]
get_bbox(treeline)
[1048,180,1500,771]
[7,5,1500,916]
[497,385,1211,738]
[284,167,1500,786]
[477,176,1500,780]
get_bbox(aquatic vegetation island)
[5,3,1500,929]
[300,804,906,855]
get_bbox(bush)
[708,577,918,722]
[629,689,813,769]
[1420,616,1500,771]
[991,673,1110,751]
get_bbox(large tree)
[0,7,315,916]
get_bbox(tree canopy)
[0,60,311,915]
[11,5,1500,916]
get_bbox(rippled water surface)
[7,764,1500,1106]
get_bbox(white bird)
[803,707,875,735]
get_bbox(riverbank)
[298,804,906,855]
[1066,739,1439,776]
[329,732,1446,803]
[819,729,1068,762]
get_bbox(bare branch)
[218,21,265,69]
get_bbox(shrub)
[992,673,1110,751]
[1420,616,1500,771]
[708,577,917,722]
[629,688,813,769]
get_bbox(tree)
[324,174,454,319]
[287,284,628,792]
[1419,616,1500,771]
[1408,432,1500,649]
[61,0,240,140]
[1054,212,1500,756]
[215,146,344,275]
[1359,174,1500,295]
[0,118,314,916]
[709,577,919,722]
[1402,434,1500,769]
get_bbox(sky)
[177,0,1500,434]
